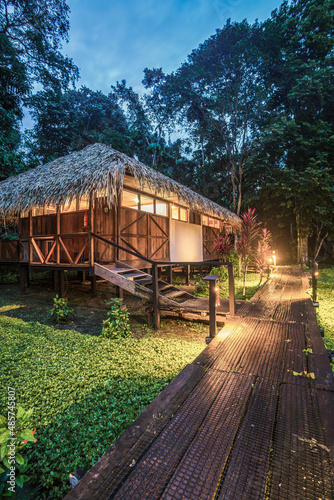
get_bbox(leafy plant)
[50,295,74,324]
[0,406,37,497]
[213,233,234,261]
[236,208,261,299]
[102,298,132,339]
[193,275,209,296]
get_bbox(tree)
[245,0,334,263]
[25,87,132,165]
[0,0,78,176]
[154,20,268,215]
[0,32,28,180]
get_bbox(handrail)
[91,232,230,268]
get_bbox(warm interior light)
[315,271,319,277]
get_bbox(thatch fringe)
[0,144,240,224]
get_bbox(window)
[78,195,89,211]
[45,204,57,215]
[32,207,44,216]
[189,211,201,225]
[61,199,77,213]
[122,190,139,210]
[156,200,168,217]
[172,205,188,222]
[180,207,188,222]
[140,195,154,213]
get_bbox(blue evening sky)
[64,0,282,94]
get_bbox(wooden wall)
[119,208,169,261]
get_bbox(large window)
[122,189,168,217]
[202,215,223,228]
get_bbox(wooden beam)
[31,238,45,263]
[45,240,57,264]
[29,210,33,263]
[56,207,60,264]
[58,270,65,298]
[89,192,94,266]
[59,237,73,264]
[228,262,235,315]
[152,263,160,330]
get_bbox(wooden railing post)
[56,206,60,264]
[228,262,235,315]
[89,192,94,267]
[152,263,160,330]
[29,210,33,263]
[203,274,219,342]
[312,261,319,306]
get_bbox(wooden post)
[29,210,33,263]
[91,275,97,295]
[116,193,121,261]
[53,270,58,290]
[152,263,160,330]
[312,261,319,306]
[19,266,27,295]
[116,286,123,299]
[56,206,60,264]
[58,270,65,298]
[167,265,173,284]
[89,193,94,267]
[203,274,219,341]
[228,262,236,315]
[185,264,190,285]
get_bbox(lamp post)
[312,261,319,307]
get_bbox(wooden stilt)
[116,286,123,299]
[152,263,160,330]
[185,265,190,285]
[53,270,58,290]
[91,275,97,295]
[19,266,27,295]
[58,270,65,298]
[167,265,173,284]
[228,263,235,315]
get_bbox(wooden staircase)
[94,262,196,307]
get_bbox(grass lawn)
[316,266,334,371]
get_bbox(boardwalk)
[66,266,334,500]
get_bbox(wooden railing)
[28,233,89,265]
[92,233,235,330]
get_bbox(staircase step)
[114,268,145,274]
[120,272,149,280]
[146,282,174,292]
[162,289,188,300]
[134,277,153,285]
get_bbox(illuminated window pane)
[78,195,89,210]
[140,195,154,213]
[180,207,188,222]
[202,216,208,226]
[61,199,77,213]
[214,219,220,228]
[33,207,44,216]
[208,218,214,227]
[172,206,179,219]
[156,201,168,217]
[44,203,57,215]
[122,190,139,210]
[21,211,29,218]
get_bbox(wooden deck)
[65,266,334,500]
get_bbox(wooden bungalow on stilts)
[0,144,240,328]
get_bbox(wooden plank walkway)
[65,266,334,500]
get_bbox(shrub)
[102,298,131,339]
[50,295,74,324]
[0,406,37,497]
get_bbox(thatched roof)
[0,144,240,224]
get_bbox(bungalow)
[0,144,240,326]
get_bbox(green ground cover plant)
[0,314,203,498]
[316,266,334,370]
[194,269,260,301]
